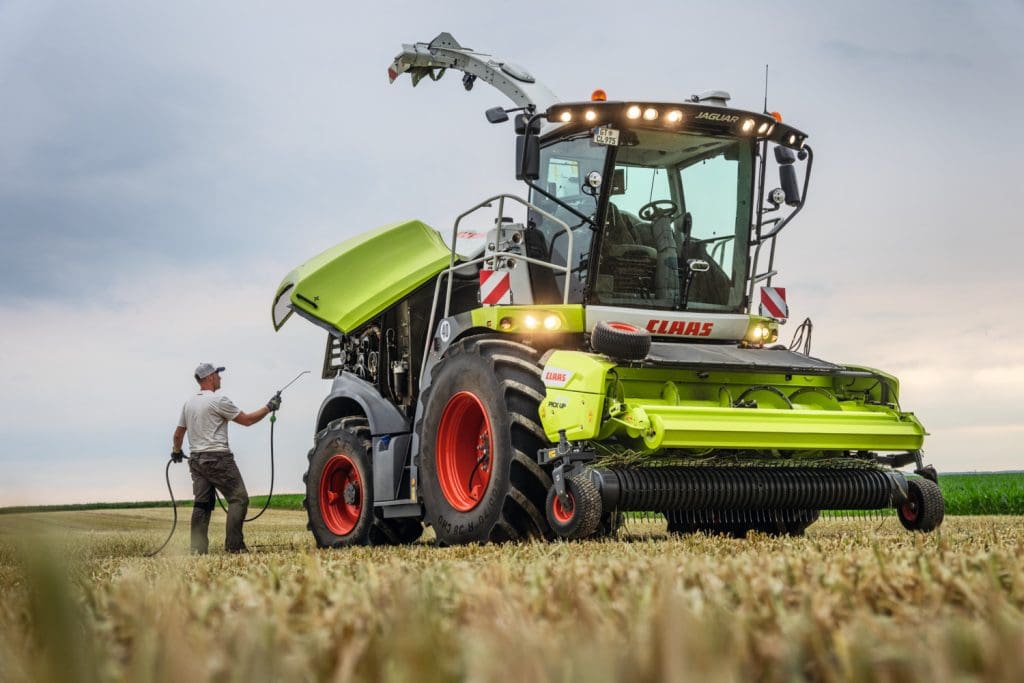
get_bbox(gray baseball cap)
[194,363,225,380]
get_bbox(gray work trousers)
[189,452,249,553]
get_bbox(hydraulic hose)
[242,413,276,522]
[145,457,181,557]
[213,412,276,521]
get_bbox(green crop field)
[1,509,1023,683]
[938,472,1024,515]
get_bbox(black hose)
[213,414,277,518]
[145,458,180,557]
[242,414,276,522]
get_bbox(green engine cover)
[272,220,452,334]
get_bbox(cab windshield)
[529,130,754,311]
[597,130,753,311]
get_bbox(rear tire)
[897,478,945,532]
[304,417,374,547]
[304,417,423,547]
[417,337,553,545]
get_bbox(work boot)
[226,546,249,554]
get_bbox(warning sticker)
[759,287,788,320]
[480,269,512,305]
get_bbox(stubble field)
[1,509,1022,683]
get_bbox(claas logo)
[646,320,714,337]
[542,367,574,387]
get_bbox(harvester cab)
[272,33,944,548]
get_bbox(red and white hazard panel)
[480,269,512,305]
[759,286,788,320]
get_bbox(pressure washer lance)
[146,370,310,557]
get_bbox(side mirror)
[486,106,509,124]
[515,114,541,181]
[779,166,800,206]
[516,134,540,180]
[774,146,801,206]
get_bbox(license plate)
[593,126,620,146]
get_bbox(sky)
[1,1,1022,506]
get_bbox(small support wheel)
[546,474,602,540]
[590,321,651,361]
[897,478,945,532]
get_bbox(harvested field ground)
[1,510,1022,682]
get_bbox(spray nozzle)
[277,370,310,395]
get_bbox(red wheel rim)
[551,492,576,524]
[319,454,362,535]
[607,322,639,332]
[436,391,493,512]
[901,499,919,523]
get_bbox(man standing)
[172,363,281,554]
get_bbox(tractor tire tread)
[547,473,602,540]
[899,477,945,532]
[417,335,552,545]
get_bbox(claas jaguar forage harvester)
[271,33,944,546]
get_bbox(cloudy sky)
[1,1,1022,506]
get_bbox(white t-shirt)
[178,390,242,453]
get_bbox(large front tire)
[417,338,552,545]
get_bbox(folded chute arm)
[388,32,560,112]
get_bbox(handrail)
[443,194,574,317]
[421,194,575,371]
[747,236,779,310]
[746,145,813,314]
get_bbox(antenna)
[763,64,769,114]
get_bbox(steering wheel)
[638,199,679,221]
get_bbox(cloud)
[821,40,974,70]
